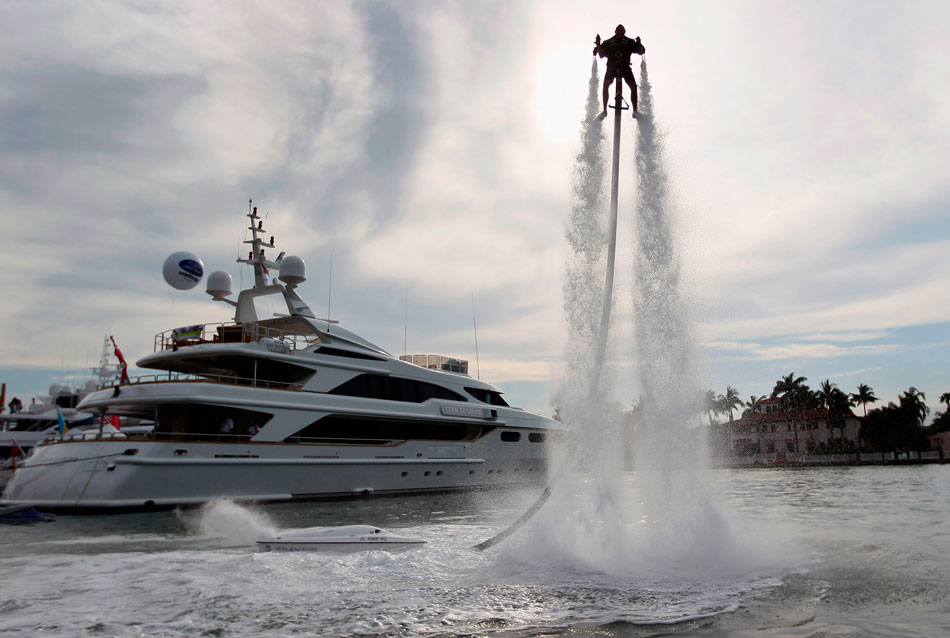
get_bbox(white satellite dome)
[163,251,205,290]
[279,255,306,285]
[84,379,98,392]
[206,270,233,298]
[48,383,63,398]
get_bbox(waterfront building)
[928,430,950,452]
[710,397,861,461]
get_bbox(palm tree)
[900,387,929,426]
[772,373,809,453]
[704,389,719,424]
[743,394,765,417]
[825,387,851,442]
[772,373,807,403]
[940,391,950,412]
[718,386,743,422]
[849,383,878,418]
[816,379,838,410]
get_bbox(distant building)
[710,396,861,461]
[928,430,950,452]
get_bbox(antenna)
[326,254,333,331]
[471,284,480,380]
[241,198,252,291]
[403,285,408,357]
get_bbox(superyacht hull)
[1,435,548,511]
[1,205,561,512]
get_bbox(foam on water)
[187,498,278,545]
[5,468,947,635]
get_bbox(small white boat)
[256,524,426,553]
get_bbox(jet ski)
[256,525,426,553]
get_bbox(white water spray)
[186,499,278,545]
[561,58,609,440]
[504,59,758,578]
[502,60,634,573]
[628,59,738,572]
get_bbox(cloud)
[708,340,902,362]
[799,331,890,343]
[1,0,949,418]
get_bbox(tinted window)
[329,374,465,402]
[289,415,493,444]
[314,347,385,361]
[500,431,521,442]
[529,432,546,443]
[465,387,510,406]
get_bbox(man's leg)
[601,67,618,116]
[623,68,638,115]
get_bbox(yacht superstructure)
[2,205,560,511]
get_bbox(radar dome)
[163,251,205,290]
[48,383,62,398]
[279,255,306,285]
[206,270,233,298]
[84,379,98,392]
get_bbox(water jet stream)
[475,59,608,550]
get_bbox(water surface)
[1,466,947,637]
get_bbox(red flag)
[110,414,121,430]
[10,443,19,471]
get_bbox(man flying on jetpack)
[593,24,646,118]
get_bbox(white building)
[711,397,861,460]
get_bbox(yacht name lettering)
[440,405,491,417]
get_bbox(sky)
[1,1,948,421]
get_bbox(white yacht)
[0,336,135,463]
[2,205,560,511]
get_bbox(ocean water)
[1,465,947,637]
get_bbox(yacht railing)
[154,321,315,353]
[96,371,305,391]
[47,431,401,446]
[46,431,263,445]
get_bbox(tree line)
[705,373,950,452]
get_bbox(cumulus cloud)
[1,0,949,414]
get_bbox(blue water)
[1,465,947,637]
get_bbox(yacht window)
[54,394,79,409]
[313,347,385,361]
[185,354,314,388]
[464,387,510,406]
[328,374,465,403]
[500,431,521,442]
[288,414,494,444]
[252,292,290,322]
[154,405,273,441]
[528,432,546,443]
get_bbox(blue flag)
[56,407,67,435]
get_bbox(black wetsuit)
[597,34,644,89]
